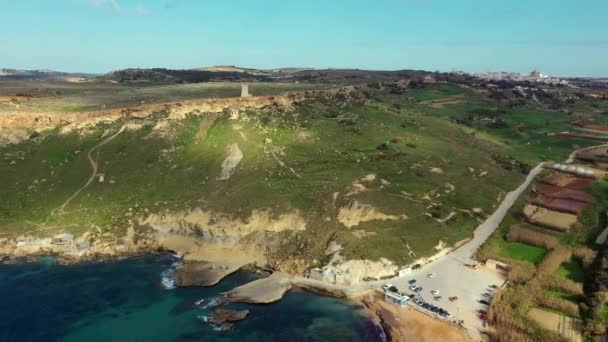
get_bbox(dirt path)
[51,126,126,215]
[566,143,608,163]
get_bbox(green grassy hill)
[1,81,603,269]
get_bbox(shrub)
[508,261,537,284]
[572,246,597,268]
[538,247,572,275]
[489,285,565,342]
[533,291,580,316]
[507,225,559,250]
[536,274,584,295]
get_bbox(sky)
[0,0,607,76]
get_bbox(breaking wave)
[160,254,183,290]
[194,296,225,309]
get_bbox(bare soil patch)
[523,205,577,232]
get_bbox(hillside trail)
[51,125,127,215]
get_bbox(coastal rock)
[224,272,292,304]
[174,261,241,287]
[207,309,249,331]
[142,208,306,245]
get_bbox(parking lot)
[384,267,504,340]
[385,255,506,341]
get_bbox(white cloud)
[135,3,153,16]
[87,0,153,16]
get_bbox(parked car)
[434,295,442,301]
[408,279,417,284]
[388,286,399,293]
[382,283,392,291]
[431,289,440,295]
[409,284,419,291]
[480,299,490,305]
[490,284,498,289]
[479,313,487,321]
[449,296,458,302]
[414,287,423,293]
[478,309,487,315]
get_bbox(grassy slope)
[2,82,603,266]
[0,83,529,265]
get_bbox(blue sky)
[0,0,607,76]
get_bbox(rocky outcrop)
[0,231,159,264]
[310,256,398,285]
[338,200,407,228]
[174,261,242,287]
[218,143,243,180]
[206,309,249,332]
[224,272,292,304]
[142,208,306,245]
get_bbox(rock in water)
[207,309,250,331]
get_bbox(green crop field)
[555,260,587,283]
[499,242,548,264]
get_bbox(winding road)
[51,126,126,215]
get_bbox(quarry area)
[1,68,608,341]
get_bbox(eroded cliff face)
[0,94,303,146]
[0,229,158,264]
[141,208,306,245]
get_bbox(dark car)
[408,279,417,284]
[408,294,416,299]
[480,299,490,305]
[478,309,487,315]
[431,307,440,313]
[414,287,423,293]
[388,286,399,293]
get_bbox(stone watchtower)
[241,84,251,98]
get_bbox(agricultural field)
[498,242,548,264]
[480,163,607,339]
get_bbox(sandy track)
[51,126,126,215]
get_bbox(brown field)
[532,195,588,215]
[523,205,578,232]
[535,184,592,203]
[540,173,593,190]
[571,121,608,132]
[528,308,583,342]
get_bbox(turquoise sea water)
[0,255,382,342]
